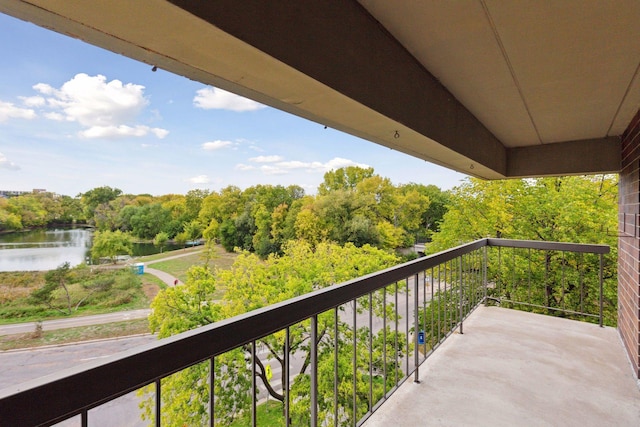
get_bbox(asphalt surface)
[0,335,157,427]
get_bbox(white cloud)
[249,155,284,163]
[32,82,55,95]
[19,96,46,107]
[79,125,169,139]
[193,87,265,112]
[235,164,256,171]
[325,157,369,171]
[0,100,36,122]
[31,73,168,139]
[44,112,65,121]
[0,152,20,170]
[259,165,289,175]
[238,156,369,176]
[202,140,234,151]
[188,175,211,184]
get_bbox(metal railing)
[0,239,609,426]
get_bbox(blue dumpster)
[134,262,144,275]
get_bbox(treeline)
[0,167,450,257]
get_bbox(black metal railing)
[0,239,609,426]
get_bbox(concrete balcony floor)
[365,306,640,427]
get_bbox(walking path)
[0,309,151,336]
[0,249,204,336]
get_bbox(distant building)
[0,189,47,198]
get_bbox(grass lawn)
[145,244,237,299]
[136,245,204,263]
[0,318,151,351]
[146,254,205,283]
[229,400,286,427]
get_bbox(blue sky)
[0,13,467,197]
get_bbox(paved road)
[0,335,157,426]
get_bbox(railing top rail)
[0,238,610,425]
[486,238,610,254]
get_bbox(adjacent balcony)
[1,238,638,426]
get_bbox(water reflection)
[0,229,92,272]
[0,229,190,271]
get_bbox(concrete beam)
[168,0,507,176]
[506,137,621,177]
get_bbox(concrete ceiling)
[1,0,638,179]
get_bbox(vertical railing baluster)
[352,299,357,426]
[81,411,88,427]
[334,308,339,427]
[394,282,399,387]
[311,315,318,427]
[483,246,488,305]
[528,248,532,305]
[285,327,290,427]
[430,267,434,351]
[498,246,502,300]
[469,252,474,306]
[562,251,566,311]
[512,247,516,303]
[443,262,447,334]
[544,250,549,310]
[383,286,387,398]
[580,253,585,315]
[437,265,441,344]
[459,256,464,335]
[405,277,409,377]
[251,341,257,427]
[414,273,420,382]
[422,269,426,362]
[155,379,161,427]
[599,253,604,327]
[369,292,373,414]
[210,357,215,427]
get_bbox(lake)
[0,228,183,272]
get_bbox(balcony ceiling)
[1,1,639,179]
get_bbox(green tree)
[429,176,618,324]
[29,262,74,314]
[130,203,172,239]
[6,194,47,227]
[0,198,22,231]
[153,231,169,253]
[90,230,133,264]
[147,241,404,426]
[317,166,375,195]
[80,186,122,221]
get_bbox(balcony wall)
[619,107,640,378]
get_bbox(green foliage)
[318,166,375,195]
[146,241,402,426]
[80,186,122,220]
[4,267,145,321]
[90,230,133,263]
[429,176,618,325]
[153,231,169,249]
[130,203,172,239]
